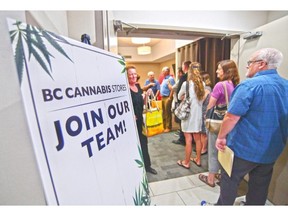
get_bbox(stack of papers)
[218,146,234,177]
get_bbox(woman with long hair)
[199,60,240,187]
[177,63,205,169]
[199,73,213,155]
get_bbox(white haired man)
[215,48,288,205]
[143,71,160,99]
[160,67,175,133]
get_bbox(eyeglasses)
[247,60,263,66]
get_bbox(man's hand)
[215,112,241,152]
[216,138,227,152]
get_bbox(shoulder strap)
[186,81,190,98]
[222,82,229,107]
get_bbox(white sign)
[7,18,150,205]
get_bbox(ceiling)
[116,27,226,48]
[113,11,288,60]
[117,37,162,47]
[115,26,230,62]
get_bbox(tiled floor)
[146,126,273,206]
[149,172,273,206]
[149,172,218,205]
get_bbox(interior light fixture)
[131,37,151,44]
[137,46,151,55]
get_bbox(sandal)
[190,157,201,167]
[215,173,221,181]
[198,174,215,187]
[177,160,190,169]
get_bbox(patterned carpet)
[146,130,208,183]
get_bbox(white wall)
[112,11,270,33]
[67,11,96,43]
[0,11,46,205]
[28,11,68,36]
[267,11,288,22]
[105,11,118,53]
[236,15,288,81]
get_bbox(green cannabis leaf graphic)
[118,56,126,74]
[133,145,151,205]
[9,21,73,84]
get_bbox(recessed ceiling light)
[131,37,151,44]
[137,46,151,55]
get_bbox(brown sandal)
[215,173,221,181]
[177,160,190,169]
[190,157,201,167]
[198,174,215,187]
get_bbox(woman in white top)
[177,63,205,169]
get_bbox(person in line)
[215,48,288,205]
[160,66,175,133]
[158,67,167,85]
[199,72,213,155]
[143,71,160,100]
[177,64,205,168]
[199,59,240,187]
[172,60,192,145]
[189,64,208,157]
[157,70,165,101]
[127,66,157,175]
[171,67,184,133]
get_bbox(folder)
[218,146,234,177]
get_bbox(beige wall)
[269,144,288,204]
[128,58,176,87]
[118,39,176,63]
[160,59,176,75]
[234,15,288,81]
[127,63,162,87]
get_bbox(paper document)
[218,146,234,177]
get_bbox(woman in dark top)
[126,66,157,175]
